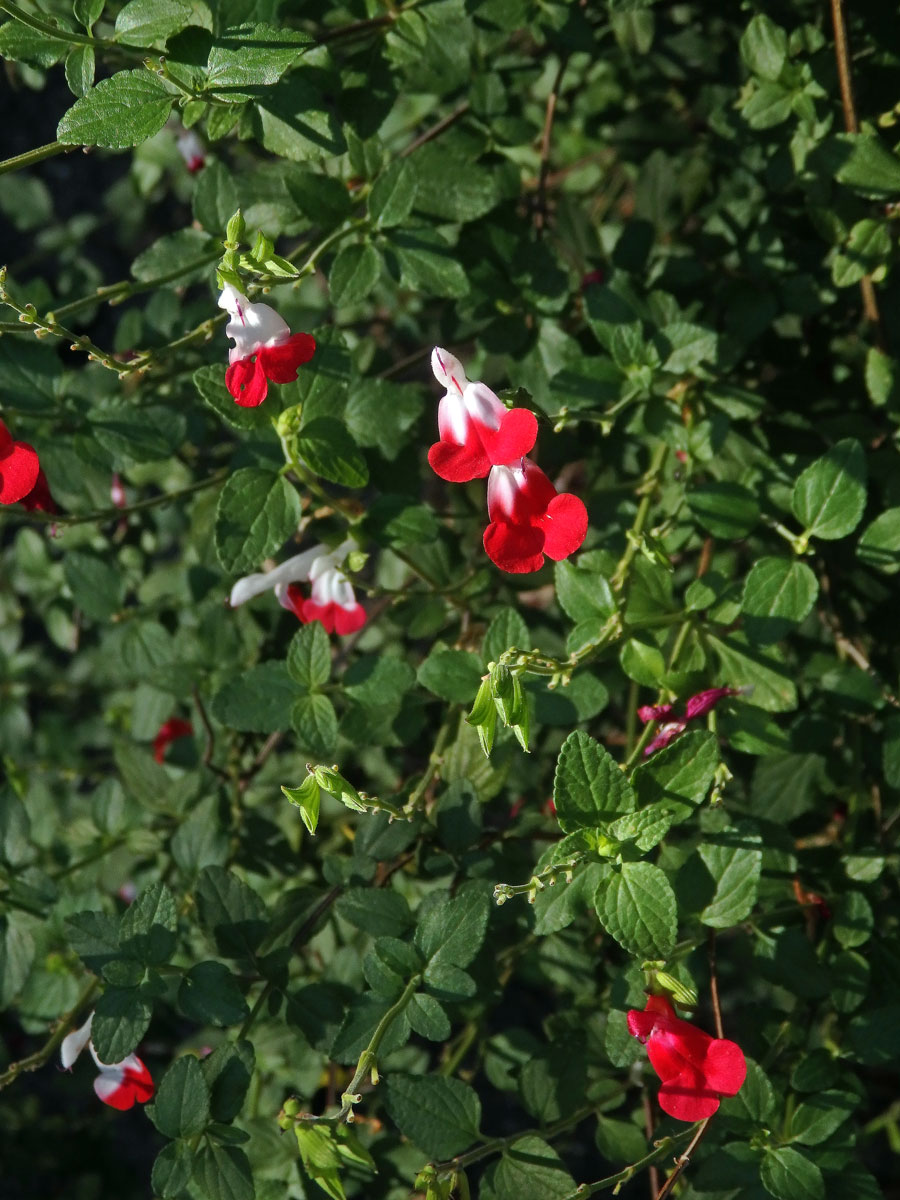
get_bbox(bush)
[1,2,899,1198]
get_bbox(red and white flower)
[218,284,316,408]
[176,127,206,173]
[428,347,538,483]
[230,541,366,636]
[0,419,56,513]
[153,717,194,764]
[60,1012,154,1111]
[638,686,747,756]
[627,994,746,1122]
[483,457,588,573]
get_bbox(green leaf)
[329,243,382,306]
[0,917,34,1007]
[699,824,762,928]
[344,379,424,460]
[152,1142,195,1200]
[119,881,177,965]
[369,159,418,227]
[481,1135,577,1200]
[407,993,451,1041]
[91,986,153,1062]
[63,551,124,621]
[74,0,105,29]
[205,23,311,98]
[594,861,677,958]
[519,1037,586,1123]
[858,507,900,574]
[194,867,268,962]
[708,633,798,712]
[178,961,249,1026]
[193,1143,254,1200]
[688,481,759,539]
[864,347,896,406]
[87,405,187,465]
[553,731,636,832]
[719,1057,776,1125]
[65,45,95,97]
[131,229,218,287]
[555,558,615,623]
[632,730,719,810]
[832,219,891,288]
[742,81,793,129]
[147,1056,211,1140]
[418,649,484,703]
[0,20,68,67]
[760,1147,824,1200]
[832,890,873,949]
[742,557,819,644]
[792,439,867,541]
[336,888,413,938]
[201,1040,255,1123]
[416,884,490,972]
[833,133,900,198]
[410,146,504,222]
[661,321,718,373]
[292,693,338,758]
[383,1074,481,1159]
[619,637,666,686]
[114,0,194,46]
[740,14,788,81]
[255,74,345,159]
[389,227,469,298]
[282,776,321,834]
[211,663,298,734]
[483,607,530,665]
[296,417,369,488]
[57,70,174,149]
[287,623,331,689]
[788,1090,857,1146]
[214,468,303,573]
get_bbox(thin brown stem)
[192,687,216,768]
[643,1093,661,1198]
[535,57,568,234]
[654,1119,712,1200]
[829,0,884,338]
[708,930,724,1040]
[399,101,471,158]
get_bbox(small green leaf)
[329,242,382,306]
[740,13,788,80]
[63,551,124,621]
[91,986,153,1062]
[297,417,369,488]
[832,890,873,949]
[788,1090,857,1146]
[481,1135,577,1200]
[214,468,303,573]
[858,507,900,574]
[0,917,34,1007]
[119,881,177,965]
[211,663,298,734]
[383,1074,481,1159]
[282,776,321,834]
[114,0,193,46]
[287,623,331,689]
[194,867,268,962]
[742,557,818,643]
[831,219,891,287]
[792,438,867,541]
[292,693,338,758]
[335,888,413,938]
[57,70,174,149]
[699,823,762,928]
[152,1143,195,1200]
[760,1147,824,1200]
[64,45,95,97]
[193,1143,254,1200]
[553,731,636,832]
[418,649,484,703]
[178,961,249,1026]
[833,133,900,198]
[595,861,677,958]
[688,481,759,539]
[74,0,105,29]
[369,159,418,227]
[407,993,451,1041]
[201,1040,255,1123]
[416,885,490,972]
[206,23,310,98]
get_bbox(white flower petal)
[431,347,468,395]
[60,1014,94,1069]
[464,382,504,432]
[229,547,325,607]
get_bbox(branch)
[654,1119,712,1200]
[0,140,70,177]
[0,978,99,1091]
[535,57,569,234]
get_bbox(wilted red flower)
[638,686,746,755]
[627,995,746,1121]
[483,457,587,574]
[218,284,315,407]
[153,718,194,764]
[792,878,831,920]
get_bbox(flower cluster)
[627,994,746,1121]
[61,1012,154,1111]
[218,285,316,408]
[0,418,56,513]
[638,686,747,756]
[427,348,587,573]
[230,540,365,636]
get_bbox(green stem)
[238,980,275,1041]
[47,249,222,323]
[435,1106,598,1175]
[404,712,458,814]
[0,978,99,1091]
[0,1,156,55]
[0,140,68,177]
[611,442,671,592]
[559,1129,694,1199]
[52,836,128,879]
[13,470,228,527]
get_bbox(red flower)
[280,555,366,636]
[483,457,587,573]
[218,284,315,407]
[0,419,39,504]
[153,718,193,763]
[427,347,537,482]
[60,1013,154,1111]
[638,686,746,755]
[627,995,746,1122]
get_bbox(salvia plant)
[1,1,899,1198]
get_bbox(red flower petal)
[333,603,367,635]
[657,1074,722,1122]
[300,600,337,633]
[226,355,269,407]
[153,718,194,764]
[479,408,538,466]
[483,521,546,574]
[94,1059,154,1110]
[19,468,57,514]
[259,332,316,384]
[282,583,306,621]
[0,429,41,505]
[428,423,491,482]
[538,492,588,561]
[701,1038,747,1096]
